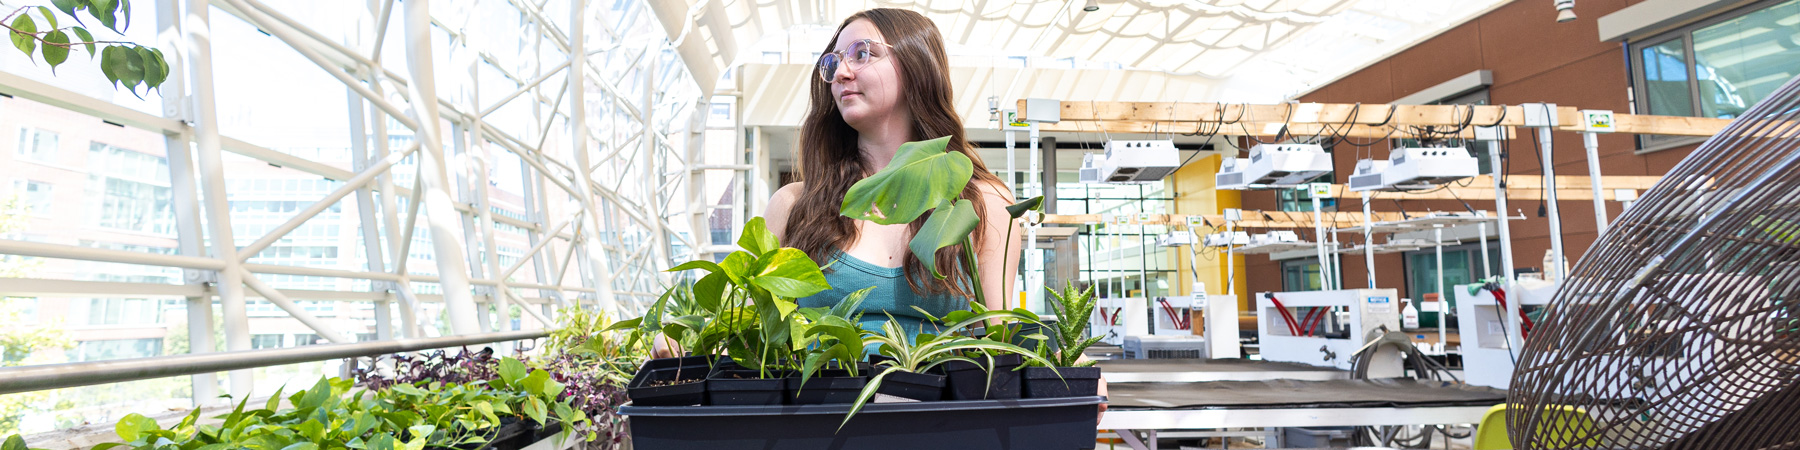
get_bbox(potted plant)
[913,301,1051,400]
[1024,283,1106,398]
[788,289,875,404]
[840,311,1054,428]
[611,283,721,407]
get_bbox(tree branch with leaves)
[2,0,167,97]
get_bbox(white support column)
[1310,187,1330,290]
[1362,191,1375,289]
[471,62,508,331]
[159,0,217,404]
[1481,131,1517,281]
[402,0,481,334]
[568,0,619,313]
[348,85,393,341]
[1434,225,1446,348]
[183,0,253,396]
[1539,125,1565,283]
[1582,132,1609,235]
[644,64,672,294]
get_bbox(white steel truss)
[0,0,710,407]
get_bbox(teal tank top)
[798,250,969,340]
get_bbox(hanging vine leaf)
[136,46,165,90]
[117,44,143,91]
[36,7,57,30]
[99,45,121,86]
[90,0,118,32]
[9,14,35,57]
[42,30,69,71]
[50,0,85,23]
[71,27,94,57]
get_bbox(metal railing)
[0,330,547,395]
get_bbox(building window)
[1276,180,1337,212]
[71,338,162,361]
[762,51,783,64]
[1280,257,1329,292]
[79,298,163,325]
[87,143,174,235]
[1403,244,1501,303]
[15,128,58,163]
[11,180,52,216]
[293,334,322,346]
[1630,0,1800,147]
[251,334,284,349]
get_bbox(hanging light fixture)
[1554,0,1576,22]
[1083,0,1100,12]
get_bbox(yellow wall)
[1169,155,1249,311]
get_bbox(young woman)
[764,8,1106,421]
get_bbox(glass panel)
[1692,0,1800,119]
[1641,39,1696,117]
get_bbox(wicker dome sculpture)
[1508,74,1800,449]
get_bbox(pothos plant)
[71,358,587,450]
[616,216,839,379]
[3,1,170,96]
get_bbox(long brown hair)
[785,8,1004,298]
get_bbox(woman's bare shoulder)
[767,182,807,239]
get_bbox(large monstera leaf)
[840,136,974,225]
[908,199,980,279]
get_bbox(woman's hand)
[650,335,684,359]
[1097,375,1109,425]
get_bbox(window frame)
[1628,0,1798,151]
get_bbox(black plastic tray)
[621,396,1104,450]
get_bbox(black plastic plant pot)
[1022,366,1102,399]
[707,368,789,406]
[627,356,713,406]
[786,369,868,405]
[621,396,1105,450]
[940,353,1023,400]
[873,370,944,402]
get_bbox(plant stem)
[962,235,985,309]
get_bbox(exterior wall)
[1169,155,1249,310]
[1242,0,1703,299]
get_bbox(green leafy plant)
[2,1,169,96]
[1035,283,1103,368]
[76,356,588,450]
[794,287,875,383]
[839,136,1045,310]
[839,310,1054,429]
[625,216,833,378]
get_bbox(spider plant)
[839,310,1054,429]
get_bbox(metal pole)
[1582,132,1609,234]
[1539,125,1565,283]
[158,0,218,403]
[471,62,508,332]
[1478,222,1492,278]
[183,0,254,397]
[402,0,481,334]
[1362,191,1376,288]
[1005,130,1016,193]
[0,331,547,395]
[1484,137,1516,280]
[1311,187,1330,290]
[1434,225,1446,348]
[1225,220,1236,297]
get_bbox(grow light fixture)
[1203,231,1249,247]
[1347,147,1480,192]
[1157,231,1197,247]
[1078,153,1104,184]
[1215,144,1333,190]
[1100,140,1180,184]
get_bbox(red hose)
[1301,307,1329,337]
[1268,296,1304,336]
[1490,287,1534,339]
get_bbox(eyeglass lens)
[818,40,880,82]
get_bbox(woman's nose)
[832,62,855,83]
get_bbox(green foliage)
[78,357,586,450]
[3,2,167,96]
[840,136,973,226]
[1036,283,1103,368]
[795,287,875,382]
[543,306,640,385]
[843,312,1053,429]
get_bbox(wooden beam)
[1020,100,1760,137]
[1044,211,1425,228]
[1034,120,1510,140]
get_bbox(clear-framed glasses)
[817,39,896,83]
